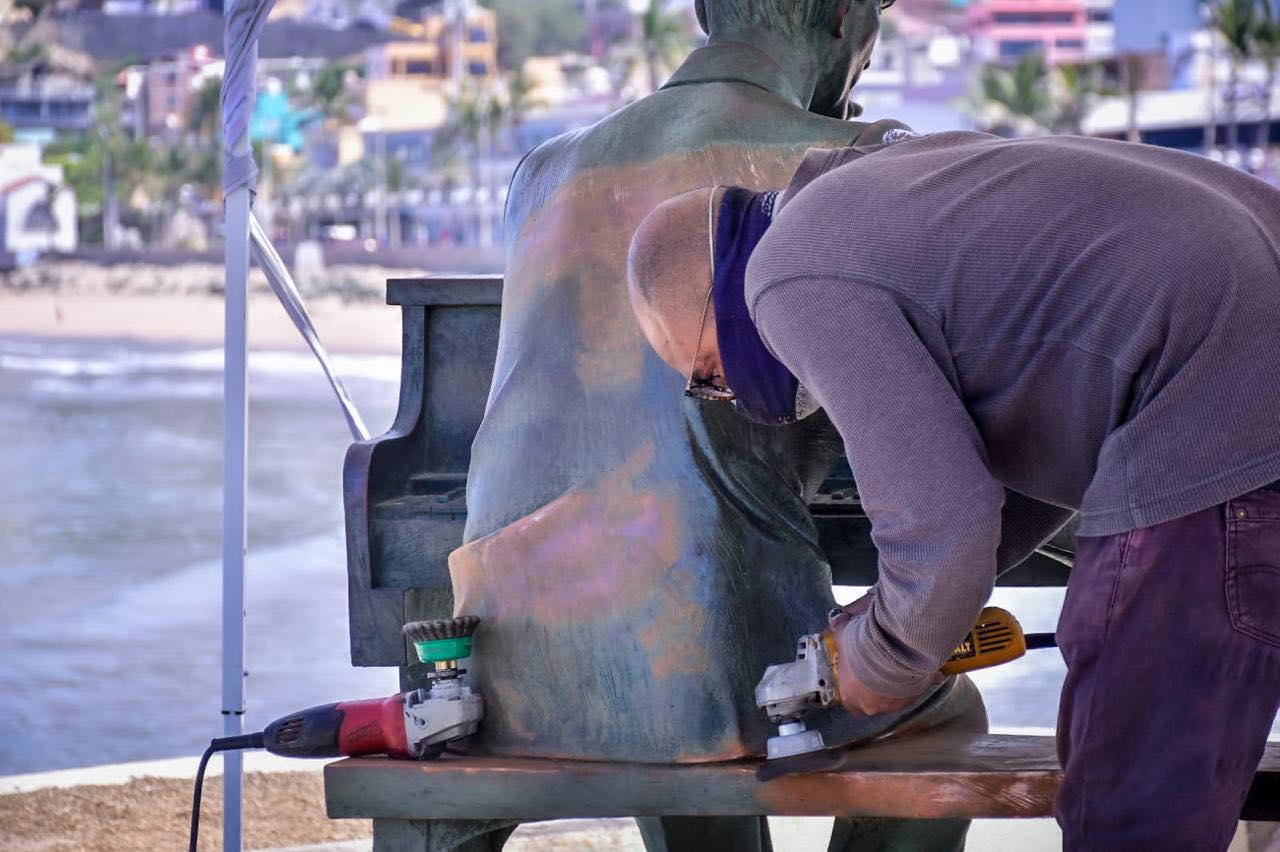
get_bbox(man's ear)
[830,0,852,38]
[695,0,709,35]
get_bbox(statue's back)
[452,75,877,762]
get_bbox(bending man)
[627,130,1280,849]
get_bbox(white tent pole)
[220,0,276,844]
[221,48,255,852]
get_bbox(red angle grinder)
[261,615,483,759]
[188,616,483,851]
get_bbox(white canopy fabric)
[221,0,275,197]
[222,0,369,443]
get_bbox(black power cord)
[188,732,265,852]
[1025,632,1057,649]
[1024,629,1054,649]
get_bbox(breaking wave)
[0,338,400,384]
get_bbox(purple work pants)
[1055,484,1280,850]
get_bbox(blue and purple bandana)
[710,187,817,426]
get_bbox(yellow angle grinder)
[754,606,1055,773]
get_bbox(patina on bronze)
[452,0,985,768]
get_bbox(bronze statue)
[447,0,986,847]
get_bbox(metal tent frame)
[218,0,483,844]
[220,0,368,846]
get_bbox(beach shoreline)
[0,290,404,355]
[0,260,417,355]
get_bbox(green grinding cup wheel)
[414,635,473,663]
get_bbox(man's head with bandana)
[628,184,821,426]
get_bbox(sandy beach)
[0,260,416,354]
[0,767,648,851]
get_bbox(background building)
[138,44,221,136]
[363,3,498,132]
[0,142,77,257]
[1084,0,1116,58]
[968,0,1092,64]
[0,59,95,137]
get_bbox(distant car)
[323,224,359,242]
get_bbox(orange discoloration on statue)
[674,729,755,765]
[502,146,813,392]
[640,598,710,680]
[450,444,682,625]
[452,442,717,686]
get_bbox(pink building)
[968,0,1089,65]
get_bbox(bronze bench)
[325,732,1280,834]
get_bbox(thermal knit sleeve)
[751,276,1006,698]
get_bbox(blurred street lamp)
[96,125,118,250]
[356,115,387,247]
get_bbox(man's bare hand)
[827,594,940,716]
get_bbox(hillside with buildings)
[0,0,1276,268]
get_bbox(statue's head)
[695,0,891,118]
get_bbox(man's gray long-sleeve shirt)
[746,131,1280,697]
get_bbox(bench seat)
[326,731,1280,823]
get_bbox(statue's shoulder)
[502,129,587,237]
[502,98,913,236]
[502,102,653,232]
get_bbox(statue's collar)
[661,42,798,105]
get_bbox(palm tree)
[24,180,63,252]
[434,87,485,186]
[1214,0,1259,152]
[185,78,223,201]
[187,78,222,143]
[1055,61,1107,136]
[504,67,542,137]
[638,0,688,94]
[433,86,494,245]
[383,155,414,249]
[1120,53,1146,143]
[970,52,1055,136]
[311,62,361,122]
[1255,0,1280,155]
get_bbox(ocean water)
[0,336,400,775]
[0,336,1268,776]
